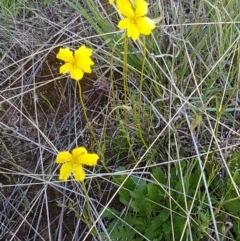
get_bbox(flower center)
[130,18,136,24]
[73,61,78,68]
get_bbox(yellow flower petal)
[76,59,94,73]
[77,153,99,166]
[70,67,84,81]
[72,165,85,181]
[56,48,74,63]
[116,0,134,18]
[56,151,74,163]
[56,147,99,181]
[59,63,73,74]
[72,147,88,160]
[80,64,92,73]
[127,23,141,41]
[75,45,93,60]
[136,17,156,35]
[59,163,72,180]
[118,17,131,30]
[83,57,94,66]
[109,0,114,3]
[134,0,149,18]
[56,45,94,81]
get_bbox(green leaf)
[134,238,145,241]
[223,199,240,216]
[119,192,131,206]
[159,208,170,222]
[233,220,240,240]
[65,0,116,50]
[147,183,159,202]
[146,182,164,210]
[198,210,210,224]
[132,177,147,193]
[150,213,164,230]
[118,175,136,205]
[101,207,120,219]
[233,170,240,185]
[162,221,172,234]
[190,169,201,191]
[145,226,162,240]
[43,0,53,4]
[111,226,136,240]
[130,190,152,218]
[119,175,136,191]
[183,172,190,193]
[152,168,166,185]
[228,152,240,173]
[190,113,202,130]
[107,219,120,234]
[145,208,170,239]
[173,215,186,239]
[124,216,147,231]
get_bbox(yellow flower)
[56,45,94,81]
[109,0,114,3]
[56,147,99,181]
[116,0,156,41]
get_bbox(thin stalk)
[123,33,129,105]
[82,181,92,227]
[77,81,97,144]
[137,36,148,148]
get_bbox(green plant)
[101,154,240,240]
[102,163,205,240]
[213,152,240,240]
[43,0,53,5]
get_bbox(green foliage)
[1,0,20,20]
[101,155,240,240]
[206,152,240,240]
[43,0,53,5]
[101,163,210,240]
[110,128,130,159]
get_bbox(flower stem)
[109,34,125,107]
[82,181,93,228]
[137,36,148,148]
[77,81,97,144]
[123,33,129,105]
